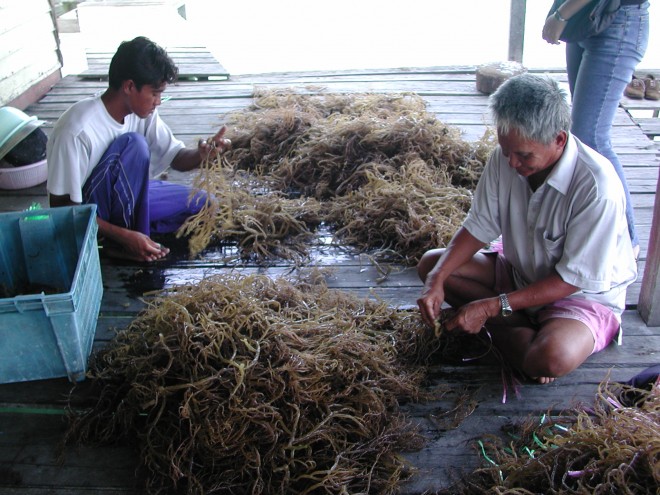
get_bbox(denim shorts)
[492,252,621,354]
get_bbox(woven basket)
[0,159,47,190]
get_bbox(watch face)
[500,294,513,317]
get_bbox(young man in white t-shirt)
[47,36,230,262]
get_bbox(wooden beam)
[47,0,63,66]
[6,69,61,110]
[508,0,526,62]
[638,165,660,326]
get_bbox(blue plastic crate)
[0,205,103,383]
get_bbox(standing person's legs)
[565,40,583,96]
[568,4,649,249]
[82,132,151,235]
[148,180,208,235]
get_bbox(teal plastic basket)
[0,205,102,383]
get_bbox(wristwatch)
[499,293,513,317]
[554,9,568,22]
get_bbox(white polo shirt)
[47,95,185,203]
[462,133,637,316]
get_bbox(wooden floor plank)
[80,46,230,81]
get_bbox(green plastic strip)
[24,202,48,221]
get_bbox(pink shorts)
[490,251,621,354]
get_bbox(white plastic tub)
[0,159,47,190]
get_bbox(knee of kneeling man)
[417,248,446,281]
[114,132,149,156]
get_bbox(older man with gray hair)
[417,73,637,384]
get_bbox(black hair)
[108,36,178,90]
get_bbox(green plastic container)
[0,205,102,383]
[0,106,45,162]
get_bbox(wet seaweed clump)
[180,89,494,264]
[435,379,660,494]
[178,159,324,262]
[65,273,444,495]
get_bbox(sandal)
[643,74,660,101]
[624,76,645,99]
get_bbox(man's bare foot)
[533,376,556,384]
[103,245,169,263]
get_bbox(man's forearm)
[96,217,134,246]
[426,227,487,289]
[170,126,231,172]
[96,213,167,261]
[505,271,579,313]
[170,147,202,172]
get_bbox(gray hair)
[488,74,571,145]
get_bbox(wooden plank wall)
[0,0,61,107]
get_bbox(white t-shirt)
[462,133,637,316]
[46,95,185,203]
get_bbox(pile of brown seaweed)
[179,89,494,263]
[66,273,444,495]
[435,380,659,494]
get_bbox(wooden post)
[508,0,526,62]
[47,0,63,66]
[638,166,660,326]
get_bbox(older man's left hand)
[445,298,498,334]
